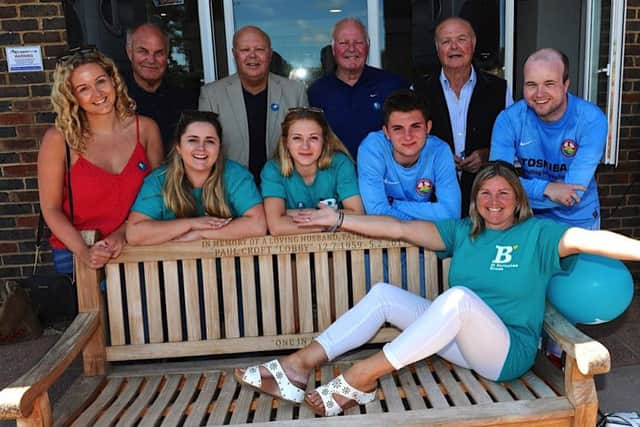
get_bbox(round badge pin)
[138,161,147,171]
[271,103,280,111]
[373,101,381,110]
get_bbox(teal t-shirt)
[131,160,262,219]
[435,217,576,381]
[260,152,359,209]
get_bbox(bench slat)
[277,255,295,334]
[406,247,421,296]
[221,258,240,338]
[143,262,164,343]
[183,259,202,341]
[296,371,318,419]
[252,394,274,423]
[452,365,493,404]
[116,375,162,427]
[71,376,124,427]
[258,255,277,335]
[478,376,515,402]
[94,377,142,427]
[295,253,314,333]
[333,251,349,318]
[124,264,144,345]
[138,374,181,427]
[314,252,332,329]
[398,368,427,410]
[202,259,220,340]
[351,249,366,302]
[105,264,125,346]
[414,361,449,409]
[442,258,451,291]
[521,371,558,398]
[369,248,384,284]
[506,378,536,400]
[388,247,402,286]
[228,384,254,424]
[163,261,182,341]
[433,359,471,407]
[184,372,221,427]
[240,257,259,336]
[206,372,236,425]
[161,373,201,426]
[424,251,439,300]
[379,374,404,413]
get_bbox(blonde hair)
[51,49,135,152]
[274,109,352,176]
[163,111,231,218]
[469,161,533,238]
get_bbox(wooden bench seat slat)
[398,368,427,410]
[206,372,237,426]
[277,255,295,334]
[163,261,182,342]
[451,365,493,404]
[184,372,221,427]
[414,361,449,409]
[228,385,254,425]
[505,378,536,400]
[314,252,332,329]
[94,377,143,427]
[387,247,402,286]
[332,251,349,318]
[432,359,471,406]
[521,371,558,398]
[221,258,240,338]
[442,258,451,290]
[350,250,366,302]
[240,257,259,336]
[405,247,421,296]
[143,262,164,343]
[138,374,181,427]
[424,251,439,300]
[53,375,105,427]
[116,376,163,427]
[274,400,295,421]
[295,253,314,333]
[124,264,144,345]
[478,377,514,402]
[379,374,405,413]
[71,376,124,427]
[161,373,201,427]
[202,259,220,340]
[296,371,318,419]
[182,259,202,341]
[105,264,125,346]
[258,255,277,335]
[369,248,384,284]
[252,394,274,423]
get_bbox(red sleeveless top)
[50,116,152,249]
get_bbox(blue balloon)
[547,253,634,325]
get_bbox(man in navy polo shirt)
[308,18,408,158]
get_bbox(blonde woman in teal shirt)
[260,108,363,235]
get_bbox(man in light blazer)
[199,26,308,181]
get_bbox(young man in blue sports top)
[490,48,607,229]
[358,90,461,221]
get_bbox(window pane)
[232,0,367,83]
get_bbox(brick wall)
[0,2,639,281]
[0,0,67,278]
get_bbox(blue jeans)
[52,248,74,275]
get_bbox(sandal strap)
[316,374,377,416]
[261,360,306,402]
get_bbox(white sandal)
[233,359,306,404]
[308,374,377,416]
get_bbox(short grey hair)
[331,17,370,46]
[126,22,169,51]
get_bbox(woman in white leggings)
[234,161,640,417]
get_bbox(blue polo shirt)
[308,65,408,158]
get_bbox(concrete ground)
[1,293,638,426]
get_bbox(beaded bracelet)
[328,209,344,233]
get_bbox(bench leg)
[564,357,598,427]
[17,393,52,427]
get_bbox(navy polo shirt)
[308,65,407,158]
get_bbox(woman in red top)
[38,47,163,273]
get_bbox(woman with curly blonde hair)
[126,111,266,245]
[260,108,363,235]
[38,47,163,273]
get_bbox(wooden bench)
[0,232,611,426]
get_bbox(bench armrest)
[0,311,100,419]
[543,304,610,376]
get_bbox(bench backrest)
[77,232,450,363]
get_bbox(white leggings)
[315,283,510,381]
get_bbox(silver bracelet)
[329,209,344,233]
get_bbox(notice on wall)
[6,46,44,73]
[152,0,184,6]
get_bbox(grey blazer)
[198,73,308,166]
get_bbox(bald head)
[233,26,271,50]
[525,48,569,83]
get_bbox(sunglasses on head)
[56,45,98,65]
[288,106,324,114]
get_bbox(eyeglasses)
[56,45,98,65]
[287,107,324,114]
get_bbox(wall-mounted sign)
[152,0,184,6]
[6,46,44,72]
